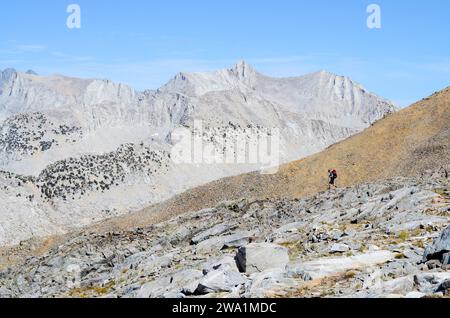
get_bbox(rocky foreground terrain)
[0,170,448,298]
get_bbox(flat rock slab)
[196,231,254,253]
[244,268,300,298]
[202,255,240,274]
[191,223,238,245]
[136,269,203,298]
[274,222,307,234]
[366,275,415,296]
[236,243,289,274]
[295,250,394,280]
[196,269,248,294]
[330,243,350,253]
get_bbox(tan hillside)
[94,86,449,232]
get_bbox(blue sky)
[0,0,449,107]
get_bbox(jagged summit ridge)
[231,60,257,79]
[0,68,17,85]
[159,60,259,96]
[159,61,395,120]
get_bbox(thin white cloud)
[15,44,48,53]
[49,51,93,62]
[420,61,450,74]
[0,59,25,65]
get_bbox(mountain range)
[0,61,396,246]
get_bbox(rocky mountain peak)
[25,70,38,76]
[0,68,18,83]
[231,60,257,79]
[312,70,370,93]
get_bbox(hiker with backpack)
[328,169,338,190]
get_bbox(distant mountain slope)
[161,61,394,129]
[0,62,395,176]
[0,62,395,246]
[100,87,449,232]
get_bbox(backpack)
[332,169,337,178]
